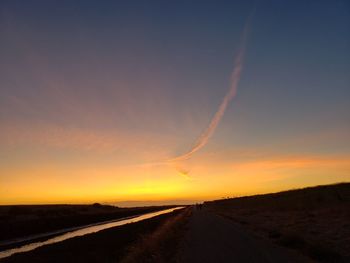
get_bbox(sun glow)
[0,1,349,205]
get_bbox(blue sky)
[0,0,349,204]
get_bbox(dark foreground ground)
[2,183,349,263]
[0,204,175,245]
[178,208,310,263]
[206,183,350,262]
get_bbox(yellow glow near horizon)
[1,151,349,204]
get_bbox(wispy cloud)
[0,124,176,160]
[160,14,255,177]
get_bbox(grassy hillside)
[205,183,350,262]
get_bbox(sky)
[0,0,349,205]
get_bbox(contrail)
[137,13,254,176]
[168,16,252,165]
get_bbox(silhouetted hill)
[206,183,350,262]
[206,183,350,210]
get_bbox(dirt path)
[178,208,310,263]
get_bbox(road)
[178,208,310,263]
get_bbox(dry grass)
[206,183,350,262]
[121,207,192,263]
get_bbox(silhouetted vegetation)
[206,183,350,262]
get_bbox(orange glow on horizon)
[1,153,349,205]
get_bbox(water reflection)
[0,207,184,259]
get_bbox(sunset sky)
[1,0,349,205]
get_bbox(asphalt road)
[178,208,310,263]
